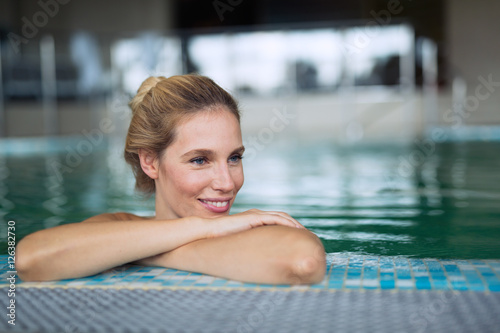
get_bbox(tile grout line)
[408,258,417,291]
[470,259,490,292]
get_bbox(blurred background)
[0,0,499,141]
[1,0,500,258]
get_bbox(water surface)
[1,138,499,259]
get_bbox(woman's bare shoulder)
[82,212,150,223]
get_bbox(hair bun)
[129,76,166,112]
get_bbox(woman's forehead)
[168,109,242,153]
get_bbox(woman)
[16,74,326,284]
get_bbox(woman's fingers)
[207,209,305,238]
[267,211,305,228]
[244,210,305,229]
[263,214,303,229]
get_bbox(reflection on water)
[1,139,499,259]
[43,155,67,229]
[237,141,500,259]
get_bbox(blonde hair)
[124,74,240,194]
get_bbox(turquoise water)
[1,137,499,259]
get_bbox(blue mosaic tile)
[327,281,343,289]
[444,266,462,277]
[137,276,155,281]
[410,259,425,266]
[426,260,441,269]
[415,277,432,290]
[396,269,412,279]
[347,271,362,279]
[380,280,395,289]
[160,280,179,286]
[468,284,486,291]
[177,280,196,287]
[431,280,449,290]
[363,271,378,280]
[394,258,408,266]
[488,284,500,292]
[451,280,469,291]
[430,273,447,280]
[380,272,394,279]
[330,267,346,274]
[463,271,481,278]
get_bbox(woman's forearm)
[141,225,327,285]
[15,217,207,281]
[15,210,316,283]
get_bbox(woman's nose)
[212,164,235,192]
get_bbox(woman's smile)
[198,198,232,213]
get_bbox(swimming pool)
[1,136,499,260]
[1,136,500,332]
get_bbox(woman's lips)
[198,199,231,213]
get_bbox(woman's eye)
[191,157,206,165]
[228,155,242,163]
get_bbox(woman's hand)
[204,209,305,238]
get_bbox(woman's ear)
[138,149,159,179]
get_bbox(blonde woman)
[16,74,326,284]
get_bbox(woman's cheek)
[181,170,212,194]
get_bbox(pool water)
[1,137,500,259]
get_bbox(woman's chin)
[194,208,232,219]
[203,211,231,219]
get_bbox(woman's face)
[154,108,244,220]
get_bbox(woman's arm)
[15,210,303,282]
[137,225,327,285]
[15,214,205,281]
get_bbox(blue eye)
[191,157,206,165]
[228,154,243,163]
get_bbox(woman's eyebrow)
[181,149,214,158]
[181,146,245,158]
[232,146,245,154]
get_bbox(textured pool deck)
[1,254,500,332]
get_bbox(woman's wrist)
[179,216,212,240]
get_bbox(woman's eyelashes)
[189,154,243,166]
[190,157,207,165]
[228,154,243,164]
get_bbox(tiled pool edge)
[3,287,500,333]
[2,255,499,292]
